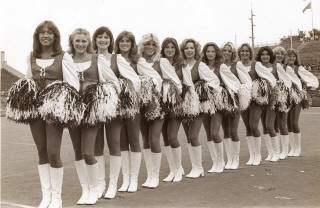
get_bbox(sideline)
[0,201,35,208]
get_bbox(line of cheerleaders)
[6,20,319,208]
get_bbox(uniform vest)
[78,54,99,93]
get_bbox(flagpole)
[311,0,314,40]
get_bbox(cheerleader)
[200,42,224,173]
[113,31,142,193]
[160,38,184,182]
[92,26,122,199]
[250,46,277,165]
[69,28,119,204]
[271,46,292,160]
[180,39,220,178]
[235,43,255,165]
[6,20,81,208]
[286,49,319,156]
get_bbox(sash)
[198,62,220,89]
[236,61,252,87]
[219,63,241,93]
[255,62,277,87]
[182,63,195,88]
[298,66,319,88]
[160,58,182,94]
[276,63,292,88]
[286,65,302,90]
[137,57,163,92]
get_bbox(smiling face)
[143,40,157,57]
[222,45,233,62]
[240,45,251,61]
[72,34,89,54]
[275,51,285,63]
[119,36,132,53]
[163,42,176,59]
[206,45,216,61]
[39,26,55,47]
[184,42,195,59]
[96,32,110,51]
[287,53,297,65]
[261,50,271,64]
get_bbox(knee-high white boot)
[263,134,273,161]
[246,136,254,165]
[270,135,280,162]
[224,138,233,169]
[279,134,289,159]
[86,163,99,204]
[187,145,204,178]
[230,141,240,170]
[288,132,295,156]
[148,152,162,188]
[207,141,217,173]
[172,146,183,182]
[118,151,130,192]
[74,160,89,205]
[48,167,63,208]
[252,136,261,166]
[95,156,106,198]
[128,152,141,193]
[142,149,152,187]
[38,164,52,208]
[104,156,121,199]
[214,142,224,173]
[293,133,301,157]
[163,146,174,182]
[186,143,196,177]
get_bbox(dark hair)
[287,49,301,66]
[180,38,201,61]
[255,46,275,64]
[237,43,253,61]
[114,31,139,64]
[201,42,223,69]
[33,20,62,58]
[92,26,114,53]
[68,28,94,55]
[160,37,183,68]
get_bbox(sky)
[1,0,319,74]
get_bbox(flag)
[303,2,311,13]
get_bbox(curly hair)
[255,46,275,64]
[201,42,223,69]
[68,28,94,55]
[138,33,160,62]
[32,20,62,58]
[286,49,301,66]
[114,31,139,64]
[237,43,253,61]
[180,38,201,61]
[273,46,287,64]
[92,26,114,53]
[221,42,237,63]
[160,37,183,68]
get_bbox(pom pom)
[301,89,310,109]
[139,75,154,106]
[118,78,140,119]
[215,87,239,113]
[162,80,183,117]
[38,81,85,127]
[271,81,291,112]
[238,84,251,111]
[6,78,39,124]
[195,81,216,115]
[181,85,200,122]
[252,78,270,106]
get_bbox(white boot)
[104,156,121,199]
[288,132,295,156]
[38,164,51,208]
[74,160,89,205]
[142,149,152,187]
[163,146,174,182]
[246,136,254,165]
[148,152,162,188]
[86,163,99,204]
[207,141,217,173]
[230,141,240,170]
[263,134,273,161]
[128,152,141,193]
[252,136,261,166]
[279,135,289,159]
[95,156,106,198]
[186,143,196,177]
[48,167,63,208]
[172,146,183,182]
[224,138,233,169]
[214,142,224,173]
[293,133,301,157]
[187,145,204,178]
[118,151,130,192]
[270,135,280,162]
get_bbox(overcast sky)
[1,0,319,74]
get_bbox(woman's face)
[96,32,110,51]
[39,26,55,47]
[222,45,233,62]
[163,42,176,59]
[184,42,195,59]
[261,50,271,64]
[206,45,216,61]
[73,34,89,54]
[287,53,297,65]
[275,51,285,63]
[119,36,132,53]
[240,45,251,61]
[144,40,157,57]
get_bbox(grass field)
[1,108,320,208]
